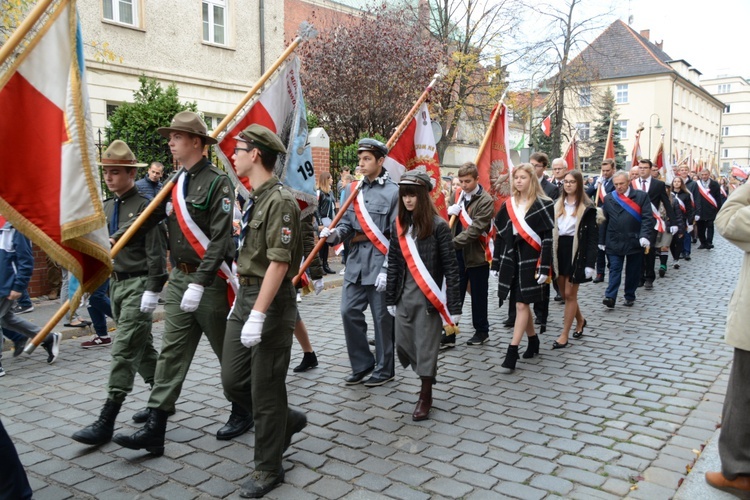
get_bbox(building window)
[203,0,227,45]
[579,87,591,107]
[616,84,628,104]
[723,162,730,169]
[106,103,119,120]
[204,115,225,131]
[575,122,590,141]
[718,83,731,94]
[725,104,731,113]
[616,120,628,140]
[674,86,680,104]
[723,149,729,158]
[723,126,730,136]
[103,0,138,26]
[580,157,590,171]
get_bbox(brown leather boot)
[705,471,750,497]
[412,377,433,421]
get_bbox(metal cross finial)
[298,22,318,42]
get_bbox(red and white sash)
[172,173,239,303]
[352,181,389,255]
[506,198,541,252]
[675,195,687,214]
[396,219,457,331]
[458,196,495,263]
[697,181,718,208]
[651,203,665,233]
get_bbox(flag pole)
[292,69,445,285]
[595,115,615,204]
[25,22,318,354]
[0,0,57,68]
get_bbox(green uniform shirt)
[237,176,301,279]
[167,158,235,287]
[104,186,167,292]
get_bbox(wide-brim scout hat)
[234,124,287,154]
[398,170,433,189]
[157,111,217,145]
[357,138,388,157]
[98,140,147,167]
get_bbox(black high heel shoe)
[552,340,569,349]
[572,319,587,339]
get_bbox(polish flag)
[477,103,514,213]
[383,103,447,219]
[541,114,552,137]
[0,0,112,302]
[563,132,578,171]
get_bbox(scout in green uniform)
[71,141,167,446]
[220,124,306,498]
[113,112,252,456]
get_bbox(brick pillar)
[309,127,330,177]
[28,244,50,297]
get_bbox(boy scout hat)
[234,124,286,154]
[398,170,433,189]
[357,138,388,157]
[98,140,148,167]
[157,111,218,145]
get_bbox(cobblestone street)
[0,237,739,499]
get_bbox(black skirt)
[557,235,574,277]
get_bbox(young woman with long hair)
[670,176,694,268]
[492,164,555,373]
[316,171,336,274]
[551,170,598,349]
[385,170,461,421]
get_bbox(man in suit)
[600,171,654,308]
[679,165,698,257]
[586,159,617,282]
[532,152,559,200]
[549,158,567,194]
[694,168,723,249]
[636,159,678,289]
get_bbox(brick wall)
[28,244,50,297]
[312,146,330,177]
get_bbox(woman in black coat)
[492,164,555,373]
[551,169,598,349]
[316,172,336,274]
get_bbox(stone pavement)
[0,241,740,499]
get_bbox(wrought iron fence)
[329,145,358,198]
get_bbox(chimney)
[656,40,663,50]
[640,29,650,40]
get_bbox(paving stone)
[387,464,434,486]
[557,467,607,488]
[492,481,547,500]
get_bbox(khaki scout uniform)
[221,176,302,473]
[147,157,237,412]
[105,186,167,403]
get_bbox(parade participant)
[656,186,684,276]
[694,168,723,249]
[492,164,554,373]
[635,159,677,289]
[532,153,559,199]
[72,141,167,447]
[600,171,654,308]
[385,170,461,421]
[549,157,567,193]
[551,170,598,348]
[629,165,639,181]
[672,176,695,263]
[113,111,251,456]
[135,162,165,200]
[315,172,336,274]
[678,165,698,254]
[219,124,306,498]
[446,161,494,346]
[320,138,398,386]
[586,159,616,282]
[707,182,750,496]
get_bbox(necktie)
[109,198,120,236]
[239,198,255,248]
[183,172,190,197]
[641,179,646,191]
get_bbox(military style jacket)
[451,186,494,268]
[104,186,167,292]
[237,176,302,280]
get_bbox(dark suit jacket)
[644,177,677,226]
[586,176,616,207]
[600,189,654,255]
[540,177,559,200]
[694,179,723,221]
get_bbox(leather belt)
[176,262,199,274]
[238,276,263,286]
[351,232,370,244]
[111,270,148,282]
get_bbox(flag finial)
[298,21,318,41]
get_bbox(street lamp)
[649,113,662,158]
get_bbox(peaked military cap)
[234,124,287,154]
[398,170,433,189]
[357,138,388,157]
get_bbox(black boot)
[112,408,168,456]
[500,345,520,374]
[412,377,434,421]
[522,335,539,359]
[132,407,175,424]
[216,402,254,440]
[323,263,335,275]
[283,409,308,452]
[72,399,121,446]
[293,351,319,373]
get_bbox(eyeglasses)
[234,147,251,155]
[563,180,577,185]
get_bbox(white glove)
[180,283,204,312]
[687,224,694,232]
[452,314,461,325]
[387,305,396,317]
[319,227,337,242]
[375,272,388,292]
[140,291,159,313]
[595,176,604,186]
[313,279,324,295]
[598,244,605,251]
[447,204,461,217]
[639,237,650,248]
[669,226,678,235]
[585,267,596,280]
[490,270,499,281]
[694,215,700,221]
[241,310,265,348]
[536,274,548,285]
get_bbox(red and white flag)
[0,0,111,303]
[604,117,616,161]
[477,103,514,213]
[654,135,673,185]
[541,114,552,137]
[631,130,642,165]
[216,56,317,217]
[564,132,578,171]
[383,103,447,219]
[731,165,748,180]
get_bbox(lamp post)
[649,113,662,158]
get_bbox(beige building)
[563,20,724,171]
[78,0,285,131]
[702,76,750,171]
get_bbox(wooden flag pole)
[292,69,445,286]
[595,115,615,205]
[0,0,57,68]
